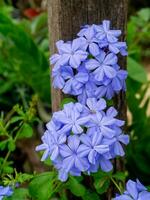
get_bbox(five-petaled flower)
[114,179,150,200]
[0,186,13,200]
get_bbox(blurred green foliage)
[0,95,39,175]
[0,9,50,111]
[126,8,150,184]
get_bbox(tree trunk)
[47,0,128,199]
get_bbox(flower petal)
[68,135,80,151]
[126,180,138,199]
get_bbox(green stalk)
[0,122,23,175]
[111,177,122,194]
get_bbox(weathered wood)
[47,0,128,198]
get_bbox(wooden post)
[47,0,128,198]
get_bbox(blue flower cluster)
[50,20,127,104]
[0,186,13,200]
[36,20,129,182]
[114,179,150,200]
[36,98,129,181]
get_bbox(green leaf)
[113,172,127,181]
[0,12,50,103]
[82,190,100,200]
[127,57,147,83]
[0,80,14,95]
[94,177,110,194]
[0,139,9,150]
[60,98,76,108]
[127,20,137,45]
[6,188,29,200]
[92,170,112,178]
[147,185,150,191]
[9,116,23,124]
[3,165,14,174]
[137,8,150,22]
[31,13,47,35]
[18,123,33,138]
[8,139,16,151]
[93,171,112,195]
[16,173,33,184]
[28,172,56,200]
[67,177,86,197]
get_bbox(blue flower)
[50,38,88,68]
[108,42,128,56]
[36,125,66,161]
[36,131,52,161]
[95,84,114,100]
[88,112,117,138]
[114,179,150,200]
[49,40,64,64]
[103,128,129,157]
[54,158,82,182]
[111,67,128,91]
[60,135,89,173]
[0,186,13,200]
[53,102,89,134]
[95,67,128,99]
[85,97,106,114]
[78,25,100,56]
[62,68,89,95]
[77,73,98,104]
[85,51,117,81]
[52,64,65,89]
[78,132,109,164]
[95,20,121,43]
[77,25,92,37]
[111,129,129,157]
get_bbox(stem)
[0,151,11,174]
[48,181,62,198]
[17,87,28,110]
[53,182,62,194]
[4,109,15,124]
[0,122,23,175]
[111,177,122,194]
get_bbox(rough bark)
[47,0,128,199]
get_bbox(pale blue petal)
[118,134,129,145]
[75,157,89,171]
[102,20,110,31]
[68,135,80,151]
[103,65,117,78]
[104,53,118,65]
[106,107,117,117]
[69,55,81,68]
[100,158,113,172]
[89,43,100,56]
[72,124,83,134]
[94,145,109,154]
[126,180,138,199]
[88,149,97,164]
[101,126,115,138]
[63,156,75,172]
[85,59,99,70]
[60,145,72,157]
[77,144,90,157]
[114,141,125,156]
[51,146,59,161]
[58,169,68,182]
[138,191,150,200]
[114,194,133,200]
